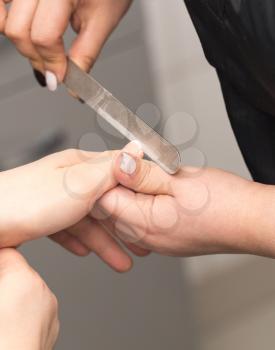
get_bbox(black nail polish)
[78,97,85,104]
[33,69,46,87]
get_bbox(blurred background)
[1,0,275,349]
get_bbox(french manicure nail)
[45,71,58,92]
[33,69,46,87]
[120,153,137,175]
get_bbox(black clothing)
[184,0,275,184]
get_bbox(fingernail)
[45,71,58,92]
[33,69,46,87]
[126,140,144,158]
[120,153,137,175]
[78,97,85,104]
[130,140,143,151]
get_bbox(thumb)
[64,141,144,201]
[114,153,173,196]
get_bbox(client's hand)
[0,142,147,272]
[93,152,275,258]
[0,249,59,350]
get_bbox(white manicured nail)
[130,140,143,151]
[128,140,144,157]
[45,71,58,92]
[120,153,137,175]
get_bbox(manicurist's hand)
[0,141,147,272]
[93,152,275,258]
[0,0,132,89]
[0,249,59,350]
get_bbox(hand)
[1,0,132,88]
[0,142,148,272]
[92,152,275,258]
[0,249,59,350]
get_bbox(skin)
[3,1,275,348]
[0,248,59,350]
[0,156,274,350]
[0,142,148,273]
[0,0,274,261]
[0,0,133,80]
[0,1,149,270]
[85,154,275,259]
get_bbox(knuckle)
[79,54,94,71]
[31,31,59,48]
[30,57,44,68]
[135,162,152,191]
[5,25,27,41]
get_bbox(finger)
[99,183,179,253]
[49,231,90,257]
[97,186,153,246]
[0,1,7,33]
[64,141,143,202]
[43,140,143,168]
[115,153,173,195]
[123,242,151,257]
[31,0,74,86]
[69,0,132,72]
[41,149,98,168]
[69,18,116,72]
[91,201,150,257]
[100,221,151,257]
[68,217,133,273]
[0,249,29,275]
[4,0,44,72]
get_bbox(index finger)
[31,0,74,85]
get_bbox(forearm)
[241,182,275,257]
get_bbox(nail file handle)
[64,59,181,175]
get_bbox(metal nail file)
[64,59,181,174]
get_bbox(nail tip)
[130,140,143,151]
[33,69,46,88]
[45,70,58,92]
[48,86,58,92]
